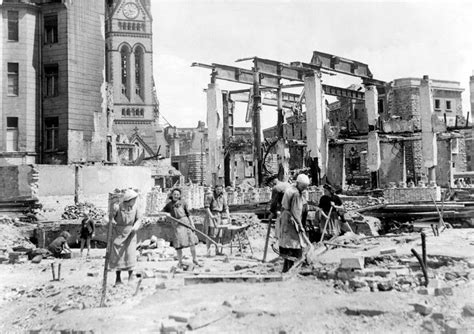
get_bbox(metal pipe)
[51,263,56,281]
[411,248,429,287]
[421,232,427,266]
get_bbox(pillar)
[365,85,380,189]
[206,81,224,186]
[304,71,327,184]
[252,71,262,186]
[276,86,289,182]
[420,75,437,184]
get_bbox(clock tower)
[105,0,163,163]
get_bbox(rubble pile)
[61,203,106,220]
[0,215,35,252]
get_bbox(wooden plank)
[183,274,283,285]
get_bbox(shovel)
[287,206,333,275]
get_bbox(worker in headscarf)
[48,231,72,258]
[316,184,350,240]
[204,184,230,256]
[267,175,291,243]
[109,189,142,285]
[162,188,200,268]
[279,174,310,273]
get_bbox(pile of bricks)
[383,185,441,203]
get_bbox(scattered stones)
[413,303,433,316]
[349,278,368,289]
[374,269,391,277]
[431,312,444,324]
[443,320,461,334]
[421,319,436,332]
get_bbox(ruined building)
[0,0,107,165]
[0,0,164,166]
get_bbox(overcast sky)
[151,0,473,129]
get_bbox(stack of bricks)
[383,185,441,204]
[145,188,169,215]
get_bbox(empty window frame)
[6,117,19,152]
[446,100,452,111]
[434,99,441,110]
[135,46,144,98]
[44,117,59,151]
[44,64,59,97]
[121,45,130,97]
[7,63,19,96]
[8,11,19,41]
[44,14,58,44]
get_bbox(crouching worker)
[109,189,142,285]
[279,174,310,273]
[162,188,200,268]
[48,231,72,258]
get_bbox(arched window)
[120,45,130,98]
[134,46,144,99]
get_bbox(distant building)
[166,121,253,186]
[1,0,107,165]
[0,0,164,166]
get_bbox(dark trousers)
[279,247,303,273]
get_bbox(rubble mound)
[0,215,35,251]
[62,202,106,220]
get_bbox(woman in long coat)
[109,189,142,285]
[162,188,200,268]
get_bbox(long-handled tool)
[287,206,334,275]
[149,214,223,248]
[262,215,273,263]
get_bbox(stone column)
[420,75,437,184]
[304,71,327,183]
[206,81,224,186]
[365,85,380,188]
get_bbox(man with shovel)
[279,174,311,273]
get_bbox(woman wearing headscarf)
[162,188,200,268]
[109,189,142,285]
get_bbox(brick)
[340,257,364,270]
[87,272,99,277]
[344,308,385,316]
[374,269,391,277]
[393,268,410,276]
[434,287,453,296]
[427,279,443,290]
[417,287,434,295]
[349,278,368,289]
[444,321,460,334]
[413,303,433,316]
[380,248,397,255]
[160,319,186,334]
[169,312,195,323]
[462,303,474,317]
[431,312,444,324]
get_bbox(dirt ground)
[0,224,473,333]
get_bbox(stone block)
[443,321,460,334]
[377,280,394,291]
[417,287,434,295]
[462,303,474,317]
[169,312,195,323]
[344,307,385,316]
[340,257,364,270]
[349,278,368,289]
[427,279,443,290]
[393,268,410,276]
[87,272,99,277]
[374,269,391,277]
[160,319,186,334]
[431,312,444,325]
[434,287,453,296]
[155,282,167,289]
[413,303,433,316]
[380,248,397,255]
[31,255,43,264]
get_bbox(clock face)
[122,3,139,19]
